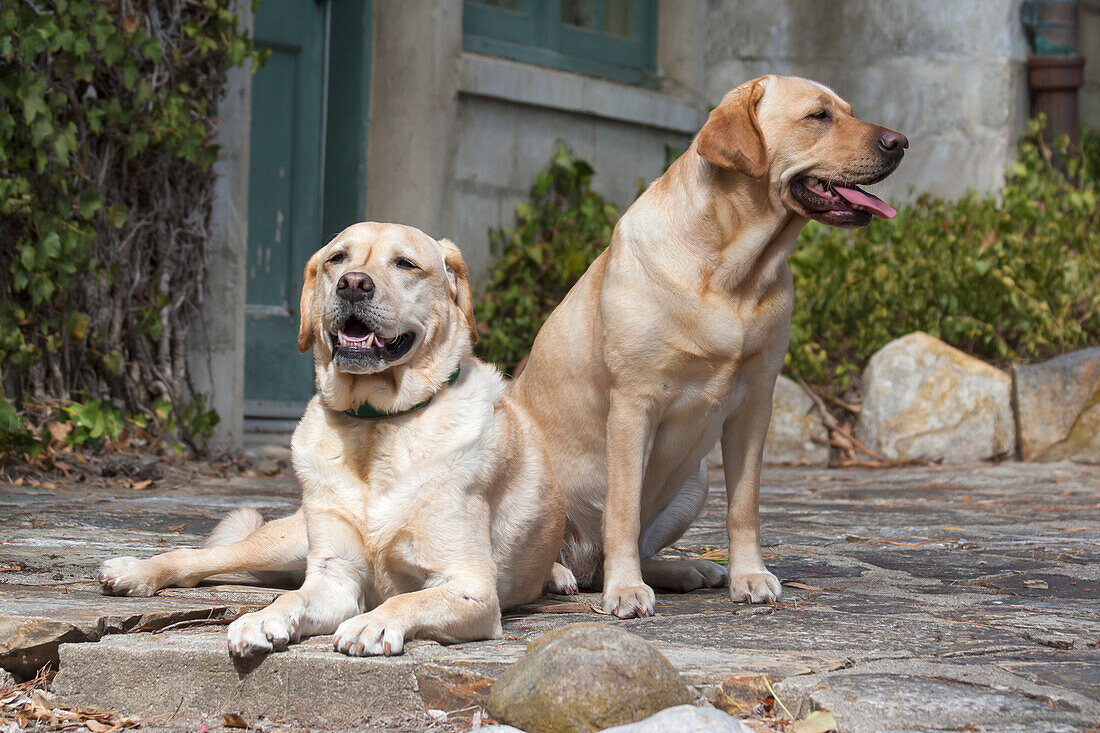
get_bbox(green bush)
[474,144,619,373]
[476,123,1099,391]
[787,120,1100,390]
[0,0,257,457]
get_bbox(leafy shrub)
[0,0,257,455]
[474,144,620,373]
[787,119,1100,390]
[476,123,1099,392]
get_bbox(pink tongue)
[833,185,897,219]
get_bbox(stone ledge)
[459,52,704,134]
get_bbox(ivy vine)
[0,0,261,454]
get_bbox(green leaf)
[78,190,103,219]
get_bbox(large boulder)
[706,375,830,467]
[486,623,693,733]
[1012,348,1100,463]
[764,375,830,464]
[856,332,1014,462]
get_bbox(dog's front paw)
[602,583,655,618]
[729,569,781,604]
[333,613,406,657]
[99,557,162,597]
[546,562,579,595]
[227,610,298,658]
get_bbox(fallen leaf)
[789,708,838,733]
[162,524,187,533]
[222,712,251,729]
[85,719,113,732]
[131,480,153,491]
[783,581,824,591]
[0,563,22,572]
[47,421,72,445]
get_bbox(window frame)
[463,0,658,87]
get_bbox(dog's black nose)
[879,130,909,153]
[337,271,374,302]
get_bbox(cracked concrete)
[1,462,1097,731]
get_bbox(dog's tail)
[204,507,266,548]
[203,508,302,588]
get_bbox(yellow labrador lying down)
[101,223,572,657]
[512,75,907,618]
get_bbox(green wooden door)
[245,0,372,420]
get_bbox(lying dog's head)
[697,75,907,228]
[297,222,477,412]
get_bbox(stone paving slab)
[2,462,1099,731]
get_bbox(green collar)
[343,368,461,420]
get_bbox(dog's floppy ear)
[696,79,768,179]
[297,249,322,354]
[437,237,478,345]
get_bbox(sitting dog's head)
[296,222,477,412]
[697,75,907,229]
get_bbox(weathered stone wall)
[704,0,1031,203]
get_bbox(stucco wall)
[704,0,1031,204]
[443,58,697,281]
[187,0,251,447]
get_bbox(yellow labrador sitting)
[512,75,907,617]
[101,222,572,657]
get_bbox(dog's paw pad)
[99,557,161,597]
[602,584,656,618]
[729,570,781,604]
[333,614,405,657]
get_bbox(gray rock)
[1013,348,1100,462]
[0,667,14,687]
[856,332,1014,462]
[705,376,829,467]
[600,705,755,732]
[486,623,693,733]
[1037,397,1100,464]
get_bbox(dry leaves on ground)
[0,671,141,732]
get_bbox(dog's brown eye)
[806,109,830,121]
[326,252,346,265]
[394,257,419,271]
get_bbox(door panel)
[244,0,328,411]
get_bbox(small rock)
[0,667,14,687]
[486,623,693,733]
[856,332,1014,462]
[1013,348,1100,463]
[600,705,755,732]
[705,376,829,467]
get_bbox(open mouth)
[789,176,897,229]
[331,315,415,364]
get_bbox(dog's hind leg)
[639,461,729,592]
[100,509,307,597]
